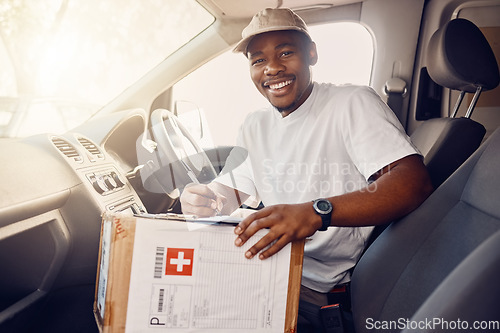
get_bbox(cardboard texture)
[94,213,304,333]
[94,214,136,332]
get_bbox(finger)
[242,229,280,259]
[180,186,220,217]
[234,208,269,236]
[257,235,291,259]
[181,185,218,208]
[185,184,218,199]
[214,194,226,214]
[234,210,273,247]
[181,201,218,217]
[184,192,217,208]
[188,185,227,212]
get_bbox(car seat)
[410,18,499,188]
[351,127,500,333]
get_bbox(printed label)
[165,248,194,276]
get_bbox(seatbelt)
[384,77,407,125]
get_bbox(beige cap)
[233,8,311,54]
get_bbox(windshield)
[0,0,214,137]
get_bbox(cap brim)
[232,35,254,53]
[232,27,311,54]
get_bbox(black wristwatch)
[312,199,333,231]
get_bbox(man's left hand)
[234,202,321,259]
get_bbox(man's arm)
[234,154,434,259]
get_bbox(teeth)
[269,80,292,90]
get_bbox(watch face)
[314,199,332,214]
[314,199,333,231]
[317,200,330,212]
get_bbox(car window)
[172,22,373,147]
[0,0,214,137]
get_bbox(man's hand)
[180,183,225,217]
[234,202,321,259]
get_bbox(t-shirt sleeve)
[340,86,421,180]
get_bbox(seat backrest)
[401,229,500,333]
[411,117,485,188]
[410,18,499,188]
[351,128,500,333]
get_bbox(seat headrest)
[427,18,500,93]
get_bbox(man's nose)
[264,58,285,75]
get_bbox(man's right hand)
[180,183,226,217]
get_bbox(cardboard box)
[94,213,304,333]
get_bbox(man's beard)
[276,100,298,113]
[274,87,306,114]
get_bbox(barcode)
[154,246,165,279]
[158,288,165,312]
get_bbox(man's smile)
[263,78,295,91]
[265,79,294,90]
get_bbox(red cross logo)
[165,248,194,276]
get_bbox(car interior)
[0,0,499,332]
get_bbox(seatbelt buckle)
[328,282,351,311]
[320,303,344,333]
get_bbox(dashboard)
[0,108,150,317]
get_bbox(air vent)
[51,137,83,163]
[78,137,105,160]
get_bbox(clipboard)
[94,212,304,333]
[136,212,243,226]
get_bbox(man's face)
[246,30,318,116]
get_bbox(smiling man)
[180,7,433,332]
[247,29,316,116]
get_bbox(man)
[180,7,433,330]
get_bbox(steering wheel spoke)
[150,108,217,191]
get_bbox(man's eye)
[280,51,293,57]
[251,59,264,66]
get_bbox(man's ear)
[308,41,318,66]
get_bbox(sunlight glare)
[37,33,77,95]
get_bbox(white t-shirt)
[215,82,420,292]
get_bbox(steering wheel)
[149,108,217,191]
